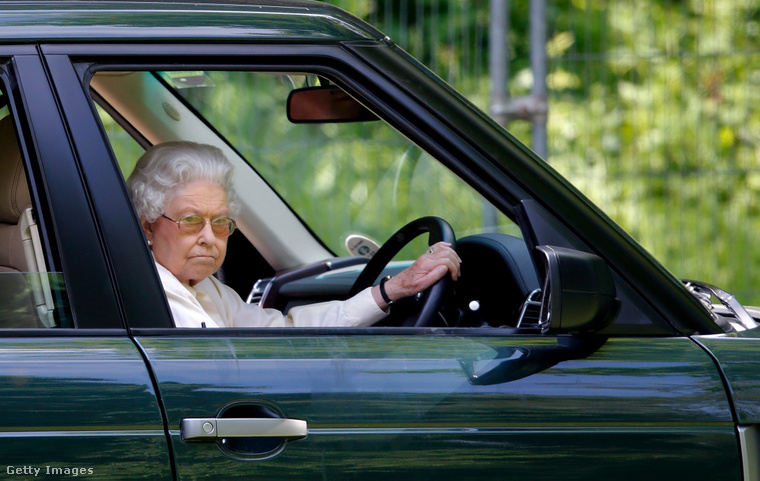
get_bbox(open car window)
[91,68,669,334]
[91,69,534,327]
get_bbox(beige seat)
[0,116,30,271]
[0,115,55,327]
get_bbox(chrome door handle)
[181,417,307,441]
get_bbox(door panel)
[0,337,172,479]
[138,333,739,481]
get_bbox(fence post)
[530,0,548,159]
[489,0,510,127]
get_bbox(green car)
[0,1,756,480]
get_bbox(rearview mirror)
[535,245,618,334]
[287,86,378,123]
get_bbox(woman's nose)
[197,222,216,244]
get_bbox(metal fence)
[324,0,760,305]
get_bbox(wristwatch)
[379,275,394,305]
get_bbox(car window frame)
[46,41,708,336]
[68,49,533,334]
[0,55,60,274]
[0,63,74,330]
[0,48,133,331]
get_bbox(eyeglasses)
[161,214,237,237]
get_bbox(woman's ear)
[141,218,154,245]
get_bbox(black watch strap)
[379,275,394,305]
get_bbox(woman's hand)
[371,241,461,310]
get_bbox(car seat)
[0,115,55,327]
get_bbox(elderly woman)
[127,141,461,328]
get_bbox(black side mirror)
[535,245,618,334]
[287,86,378,123]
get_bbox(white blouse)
[156,262,387,328]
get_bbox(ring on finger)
[428,247,435,256]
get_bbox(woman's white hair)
[127,141,239,222]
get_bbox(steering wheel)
[348,216,456,327]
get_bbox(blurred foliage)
[323,0,760,305]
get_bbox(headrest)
[0,116,31,223]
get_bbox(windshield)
[166,71,519,257]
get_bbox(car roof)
[0,0,385,43]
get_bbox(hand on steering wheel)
[380,240,460,302]
[348,217,459,327]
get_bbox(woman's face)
[142,182,229,286]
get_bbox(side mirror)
[535,245,618,334]
[287,86,378,123]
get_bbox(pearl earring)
[148,240,153,246]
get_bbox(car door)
[127,332,738,481]
[49,44,743,480]
[0,50,172,478]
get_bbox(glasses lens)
[177,215,205,233]
[211,218,236,236]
